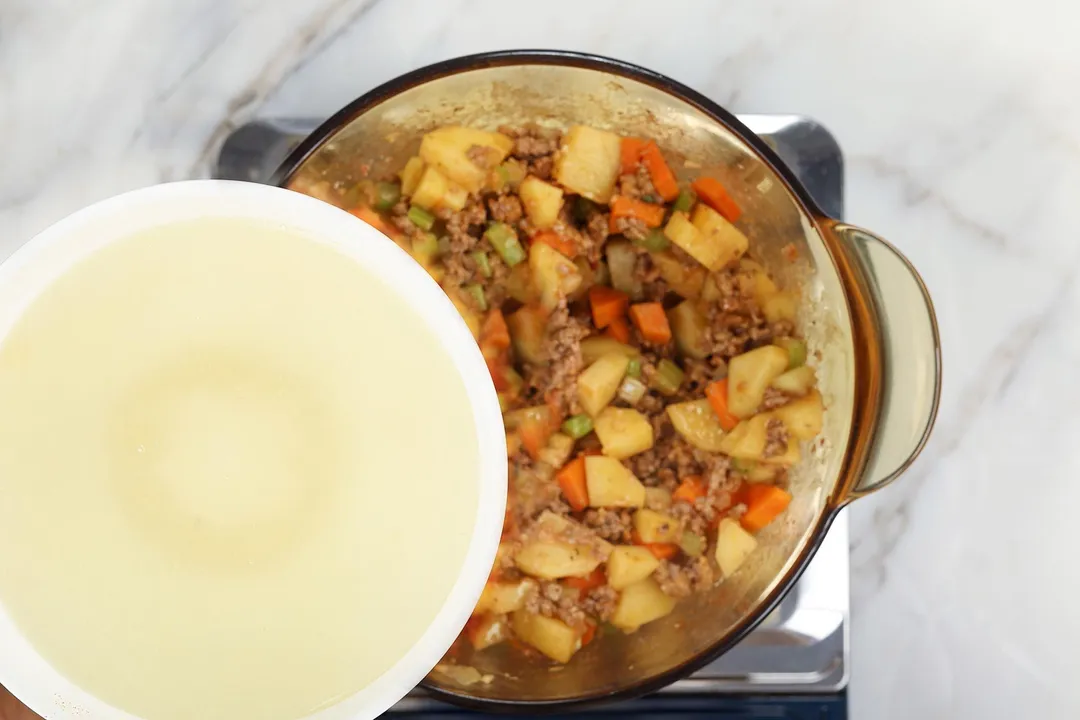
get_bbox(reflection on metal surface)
[214,113,850,702]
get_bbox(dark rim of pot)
[272,49,841,713]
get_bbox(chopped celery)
[411,232,439,264]
[617,376,647,405]
[495,160,527,191]
[373,181,401,211]
[472,250,493,278]
[498,393,511,412]
[484,222,526,267]
[626,357,642,378]
[634,229,670,252]
[561,414,594,440]
[641,193,659,204]
[650,359,684,396]
[673,189,696,213]
[464,283,488,311]
[407,204,436,230]
[730,458,757,474]
[774,337,808,369]
[678,530,705,557]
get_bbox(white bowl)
[0,180,507,720]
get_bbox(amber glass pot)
[273,50,942,712]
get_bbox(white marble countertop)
[3,0,1080,717]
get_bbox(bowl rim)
[0,179,507,720]
[270,49,844,713]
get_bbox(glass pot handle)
[826,222,942,501]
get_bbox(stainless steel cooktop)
[214,114,850,703]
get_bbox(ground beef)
[760,387,792,411]
[763,418,789,458]
[617,166,657,201]
[583,212,610,264]
[612,216,649,243]
[512,464,564,522]
[487,194,524,224]
[529,155,555,180]
[583,508,634,543]
[526,582,587,627]
[582,586,618,622]
[510,132,560,159]
[653,561,694,599]
[540,300,587,415]
[466,144,501,170]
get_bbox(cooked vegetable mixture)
[290,124,824,665]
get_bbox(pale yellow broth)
[0,218,480,720]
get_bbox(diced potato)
[762,291,797,323]
[718,414,770,460]
[577,353,630,417]
[771,365,816,396]
[773,390,824,440]
[714,518,758,577]
[505,263,539,305]
[652,251,706,299]
[662,212,705,261]
[606,240,643,299]
[668,300,709,360]
[467,614,510,651]
[644,486,673,510]
[515,541,604,579]
[400,156,425,196]
[584,455,645,508]
[581,336,640,365]
[607,546,660,590]
[739,258,780,307]
[746,463,780,483]
[475,578,539,614]
[511,610,582,663]
[727,345,790,417]
[666,399,727,452]
[554,125,622,203]
[419,126,514,193]
[610,578,677,633]
[538,432,576,469]
[411,166,453,210]
[502,404,552,431]
[530,241,582,311]
[634,508,681,543]
[519,175,565,229]
[441,181,469,212]
[507,305,547,365]
[690,203,749,270]
[594,407,654,459]
[447,288,482,339]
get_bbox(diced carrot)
[604,317,631,343]
[348,205,391,233]
[705,379,741,431]
[556,456,590,511]
[672,475,707,504]
[533,229,576,258]
[646,543,679,560]
[486,356,511,392]
[640,142,679,202]
[520,412,556,460]
[589,285,629,329]
[481,309,511,351]
[740,485,792,533]
[609,196,667,228]
[629,302,672,344]
[580,622,597,647]
[630,529,681,560]
[691,177,742,223]
[620,137,647,175]
[564,566,605,591]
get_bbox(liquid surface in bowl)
[290,123,824,668]
[0,217,480,720]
